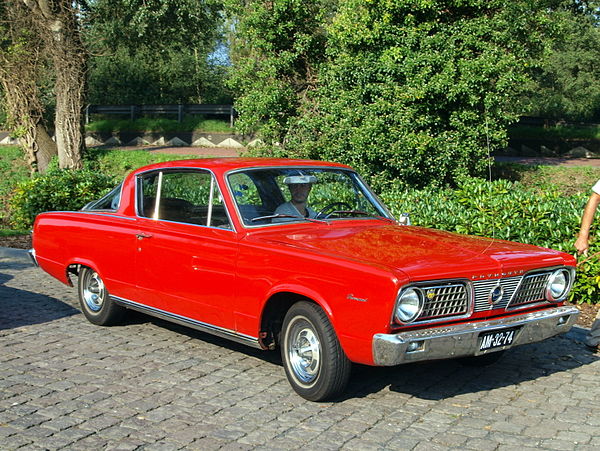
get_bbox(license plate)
[479,327,519,352]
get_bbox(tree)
[228,0,564,189]
[1,0,85,171]
[0,0,57,172]
[225,0,336,142]
[22,0,86,170]
[520,3,600,121]
[85,0,227,105]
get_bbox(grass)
[0,146,199,232]
[509,124,600,140]
[493,163,600,196]
[85,117,233,134]
[84,147,199,179]
[0,228,29,236]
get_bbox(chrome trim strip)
[152,171,163,220]
[111,295,261,349]
[39,211,137,221]
[373,305,579,366]
[76,211,138,221]
[134,167,236,233]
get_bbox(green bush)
[9,169,117,229]
[380,177,598,304]
[0,146,30,226]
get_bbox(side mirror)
[398,212,411,226]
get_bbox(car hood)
[250,223,569,281]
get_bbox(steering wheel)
[316,202,353,219]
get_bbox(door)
[134,169,238,330]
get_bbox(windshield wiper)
[251,214,329,224]
[328,210,395,222]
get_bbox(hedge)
[8,170,599,304]
[9,169,116,229]
[381,177,599,304]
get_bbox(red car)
[31,158,579,401]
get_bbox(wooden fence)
[85,104,236,127]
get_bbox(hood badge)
[347,294,367,303]
[472,269,525,280]
[488,283,504,305]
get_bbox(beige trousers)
[586,308,600,347]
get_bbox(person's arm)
[575,192,600,254]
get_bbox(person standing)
[575,180,600,350]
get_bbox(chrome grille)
[473,276,521,311]
[418,284,468,321]
[472,271,553,312]
[510,273,550,307]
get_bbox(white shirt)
[273,202,316,223]
[593,180,600,195]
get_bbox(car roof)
[131,158,352,176]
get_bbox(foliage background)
[2,0,600,303]
[228,0,598,191]
[84,0,230,106]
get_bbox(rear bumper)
[28,248,39,267]
[372,306,579,366]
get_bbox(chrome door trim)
[111,295,261,349]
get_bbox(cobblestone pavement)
[1,249,599,451]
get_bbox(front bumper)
[373,306,579,366]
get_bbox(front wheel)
[78,267,125,326]
[281,302,351,401]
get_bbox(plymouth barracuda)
[30,158,579,401]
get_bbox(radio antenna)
[482,104,496,255]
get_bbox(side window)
[83,184,122,211]
[138,170,231,229]
[139,173,159,217]
[229,173,261,205]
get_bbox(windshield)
[227,167,393,226]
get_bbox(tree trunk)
[22,0,86,170]
[35,123,58,171]
[0,0,58,173]
[53,49,85,170]
[0,79,58,173]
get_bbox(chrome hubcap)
[287,318,321,384]
[83,272,105,312]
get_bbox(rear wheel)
[78,267,124,326]
[281,301,351,401]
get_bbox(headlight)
[394,287,423,323]
[546,268,571,302]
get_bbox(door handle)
[136,233,153,240]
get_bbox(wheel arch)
[259,288,334,351]
[65,258,101,287]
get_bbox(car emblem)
[426,289,436,300]
[488,283,504,305]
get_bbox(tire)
[78,267,125,326]
[459,350,505,367]
[281,301,351,401]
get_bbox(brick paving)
[1,248,600,450]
